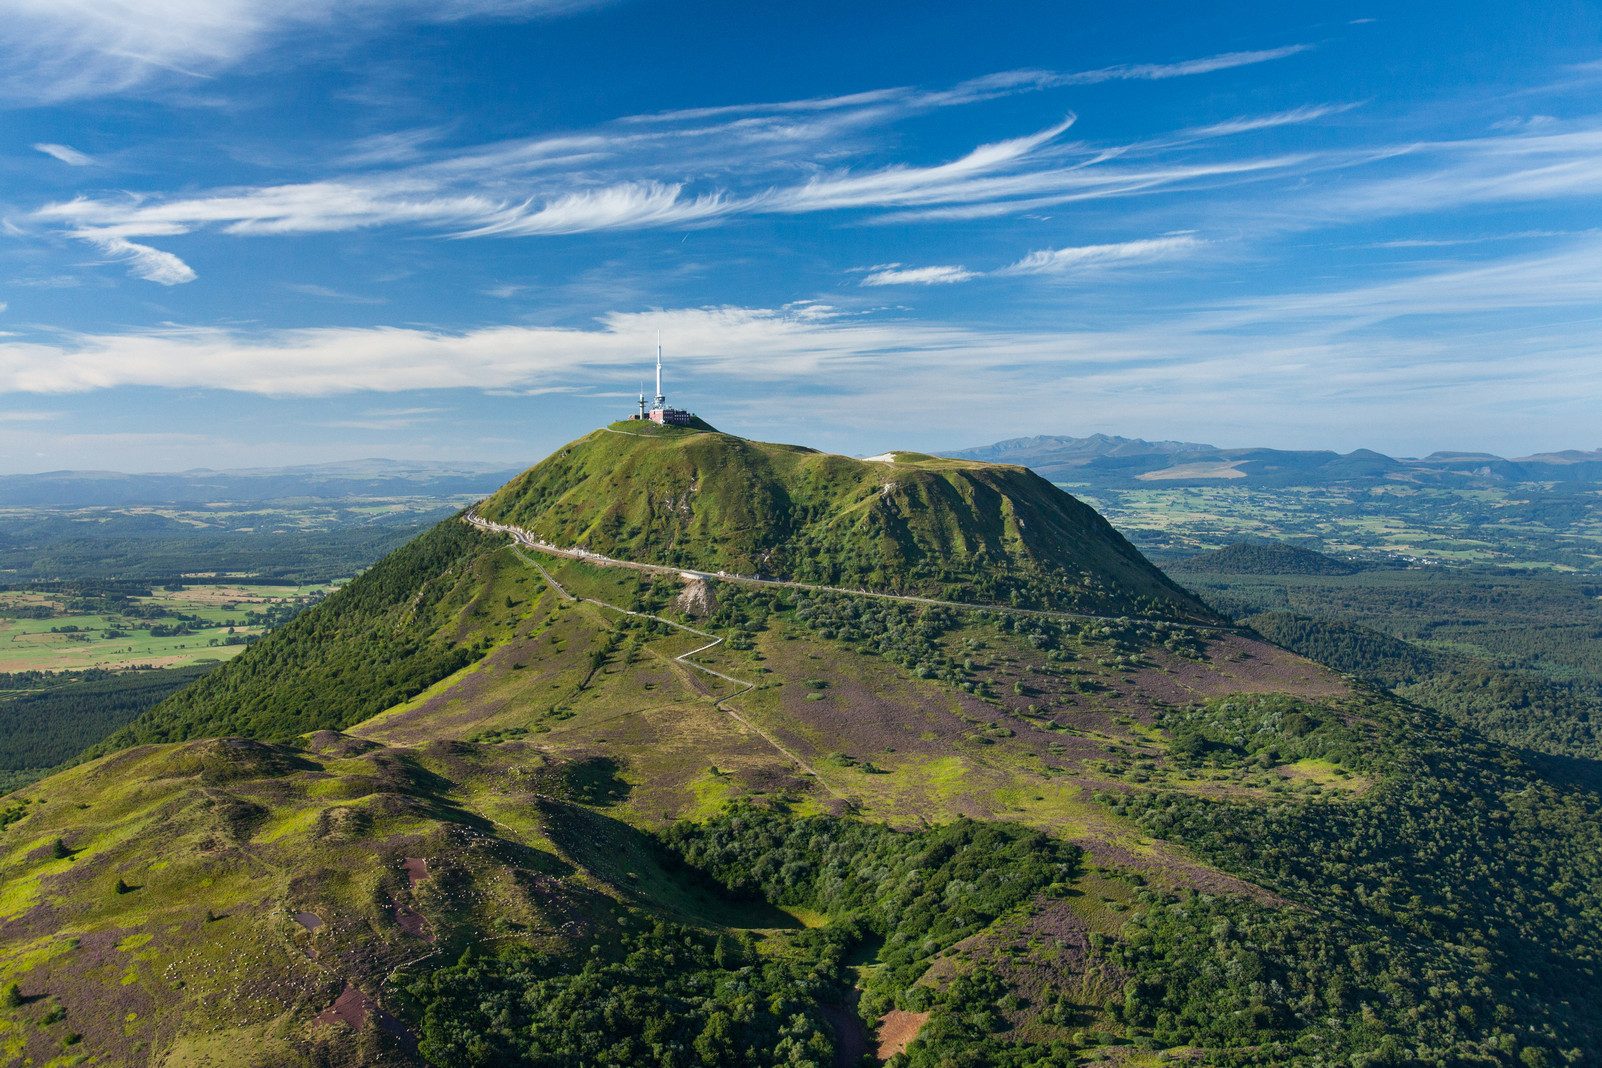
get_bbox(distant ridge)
[0,458,524,506]
[948,434,1602,488]
[1170,540,1364,576]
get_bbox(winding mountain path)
[466,512,1236,633]
[506,539,846,800]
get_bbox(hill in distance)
[0,459,523,507]
[4,421,1602,1067]
[1170,540,1365,576]
[950,433,1602,489]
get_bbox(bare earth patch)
[314,982,377,1031]
[393,903,434,941]
[876,1010,930,1060]
[402,856,430,889]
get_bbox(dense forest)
[1170,540,1365,576]
[1172,563,1602,763]
[86,519,494,752]
[1110,692,1602,1064]
[410,919,849,1067]
[409,812,1082,1066]
[0,664,216,790]
[1247,611,1602,760]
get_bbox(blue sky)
[1,1,1600,472]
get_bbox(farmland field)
[0,582,333,673]
[1068,482,1602,570]
[0,497,466,584]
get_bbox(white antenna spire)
[653,330,665,409]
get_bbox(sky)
[1,1,1600,472]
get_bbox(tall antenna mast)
[653,330,665,410]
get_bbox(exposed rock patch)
[674,575,717,617]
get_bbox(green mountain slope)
[479,422,1209,619]
[101,425,1209,754]
[6,424,1602,1066]
[86,519,500,753]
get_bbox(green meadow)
[0,584,334,673]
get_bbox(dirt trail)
[504,536,846,800]
[467,513,1235,633]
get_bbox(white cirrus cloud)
[33,143,95,166]
[1054,45,1314,85]
[459,181,738,237]
[38,179,505,238]
[0,0,609,103]
[1316,126,1602,218]
[623,44,1313,126]
[1000,234,1204,275]
[1178,102,1362,139]
[860,265,978,286]
[87,236,197,285]
[773,117,1078,212]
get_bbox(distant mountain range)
[12,435,1602,508]
[949,434,1602,488]
[0,459,525,506]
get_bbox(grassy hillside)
[9,425,1602,1065]
[9,549,1602,1064]
[0,732,597,1066]
[94,425,1209,754]
[479,423,1209,619]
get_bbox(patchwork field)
[1071,482,1602,570]
[0,584,333,673]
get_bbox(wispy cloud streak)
[1000,234,1203,275]
[88,236,197,285]
[1054,45,1313,84]
[33,143,95,166]
[0,0,609,103]
[860,265,978,286]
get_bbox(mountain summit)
[478,421,1208,620]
